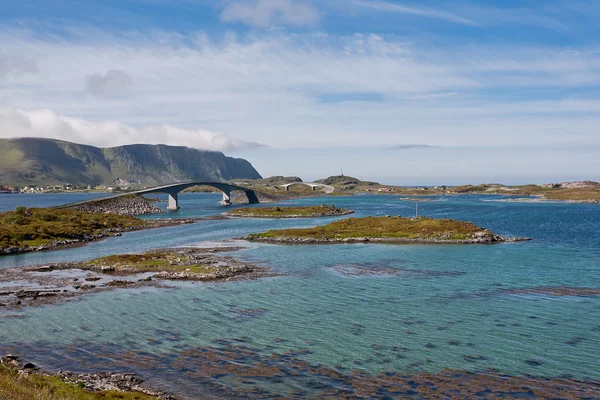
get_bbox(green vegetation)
[0,207,147,249]
[247,176,303,186]
[225,204,353,218]
[509,186,600,201]
[249,216,494,241]
[446,182,600,202]
[542,188,600,201]
[0,365,156,400]
[0,137,261,186]
[314,175,378,187]
[85,252,217,274]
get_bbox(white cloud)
[0,106,264,152]
[0,28,599,151]
[85,69,133,98]
[221,0,320,28]
[350,0,480,26]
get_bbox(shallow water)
[1,193,599,398]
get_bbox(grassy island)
[1,247,271,310]
[246,216,525,244]
[0,207,197,256]
[78,248,264,281]
[225,204,353,218]
[0,207,147,250]
[85,251,219,276]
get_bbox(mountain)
[0,138,262,186]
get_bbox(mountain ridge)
[0,137,262,186]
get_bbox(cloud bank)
[0,28,599,151]
[0,106,264,152]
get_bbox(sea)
[0,192,599,398]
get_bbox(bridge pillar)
[167,192,180,211]
[311,186,316,191]
[284,185,290,192]
[245,190,259,204]
[222,189,231,206]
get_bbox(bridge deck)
[55,181,258,210]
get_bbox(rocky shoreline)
[0,218,196,257]
[225,209,354,218]
[488,196,600,204]
[0,246,276,310]
[68,194,165,215]
[1,354,175,399]
[244,233,530,245]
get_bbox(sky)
[1,0,599,184]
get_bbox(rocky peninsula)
[244,216,529,244]
[67,194,165,215]
[0,246,275,310]
[0,206,196,256]
[225,204,353,218]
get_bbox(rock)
[69,195,164,216]
[22,362,36,369]
[78,284,96,290]
[101,266,115,272]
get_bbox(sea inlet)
[1,193,599,398]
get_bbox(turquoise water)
[1,193,599,397]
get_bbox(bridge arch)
[136,181,259,210]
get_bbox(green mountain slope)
[0,138,262,186]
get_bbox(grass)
[0,365,157,400]
[249,216,491,241]
[447,183,600,201]
[523,187,600,201]
[226,204,350,217]
[0,207,147,249]
[85,252,217,274]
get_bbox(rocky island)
[0,246,275,310]
[225,204,353,218]
[67,194,165,215]
[244,216,528,244]
[0,207,195,256]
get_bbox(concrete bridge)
[60,181,259,211]
[280,182,335,194]
[138,181,259,210]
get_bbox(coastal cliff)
[0,138,262,186]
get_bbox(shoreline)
[224,210,355,219]
[243,235,530,245]
[1,355,173,399]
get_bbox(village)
[0,184,116,194]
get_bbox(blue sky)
[1,0,599,184]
